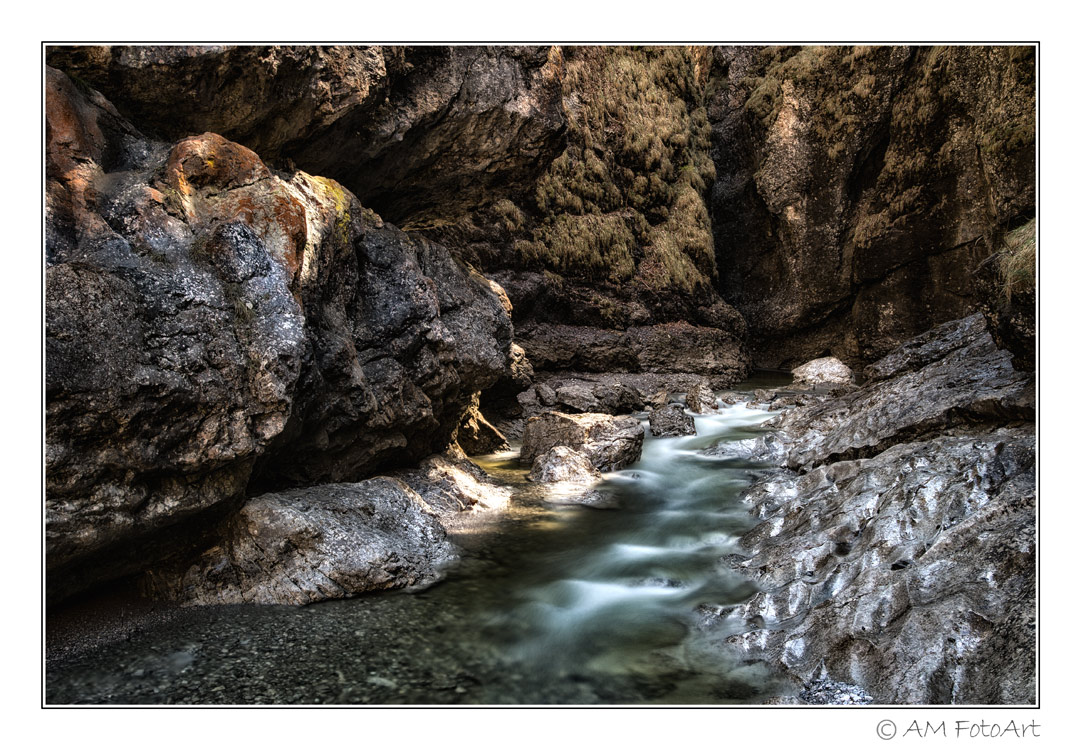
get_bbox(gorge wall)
[45,45,1036,603]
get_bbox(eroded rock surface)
[520,412,644,472]
[141,479,458,606]
[726,431,1035,704]
[45,67,513,601]
[717,315,1036,704]
[648,404,696,437]
[46,46,567,230]
[790,356,854,386]
[709,46,1035,368]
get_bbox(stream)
[46,375,793,704]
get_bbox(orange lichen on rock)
[164,133,271,197]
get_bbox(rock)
[517,322,751,383]
[553,384,602,413]
[648,404,696,437]
[455,394,509,455]
[140,479,458,606]
[797,680,874,706]
[684,382,718,413]
[535,383,557,406]
[710,46,1034,368]
[520,412,644,472]
[718,315,1036,704]
[725,429,1035,704]
[393,453,512,516]
[45,67,513,601]
[753,316,1034,470]
[790,356,855,386]
[527,446,602,484]
[46,46,567,230]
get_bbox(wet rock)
[797,679,874,705]
[520,412,644,472]
[754,316,1034,470]
[684,382,719,413]
[790,356,854,386]
[45,67,513,601]
[648,404,696,437]
[725,429,1035,704]
[141,479,458,606]
[527,446,602,484]
[46,46,567,230]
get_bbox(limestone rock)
[517,322,752,383]
[45,67,512,601]
[648,404,696,437]
[520,412,644,472]
[46,46,567,230]
[726,430,1035,704]
[710,46,1034,368]
[754,316,1034,470]
[141,479,458,606]
[527,446,602,484]
[684,382,719,413]
[393,453,512,516]
[455,394,509,455]
[790,356,855,386]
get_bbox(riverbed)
[46,377,793,704]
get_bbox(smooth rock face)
[719,314,1036,704]
[141,479,458,606]
[527,446,602,484]
[45,67,513,601]
[710,46,1035,368]
[648,404,696,437]
[790,356,854,386]
[46,45,567,231]
[520,412,644,472]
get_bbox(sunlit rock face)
[520,412,645,472]
[718,315,1036,703]
[141,479,459,606]
[45,66,513,602]
[45,45,567,231]
[708,46,1035,368]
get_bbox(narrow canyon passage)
[46,375,793,705]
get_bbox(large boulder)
[648,404,696,437]
[45,45,567,230]
[790,356,855,386]
[520,412,644,472]
[684,382,719,413]
[527,446,601,484]
[141,479,458,606]
[45,67,513,601]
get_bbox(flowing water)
[46,376,792,704]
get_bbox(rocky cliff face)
[708,45,1035,368]
[45,65,513,602]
